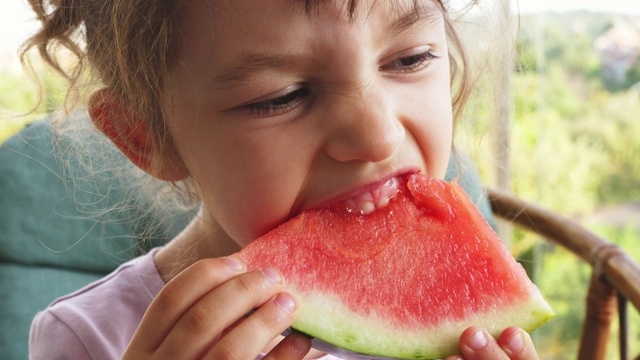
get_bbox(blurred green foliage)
[0,67,66,116]
[532,225,640,359]
[510,12,640,212]
[464,11,640,359]
[0,64,67,143]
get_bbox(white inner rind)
[291,287,555,359]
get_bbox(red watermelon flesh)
[238,173,554,359]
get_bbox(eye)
[243,87,311,116]
[381,50,438,73]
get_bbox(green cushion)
[0,263,102,360]
[0,119,191,359]
[0,120,189,272]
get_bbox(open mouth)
[337,177,401,215]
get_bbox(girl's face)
[165,0,453,246]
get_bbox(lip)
[301,167,420,213]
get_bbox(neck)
[154,208,241,283]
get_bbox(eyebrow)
[208,2,443,89]
[386,2,443,39]
[208,52,303,90]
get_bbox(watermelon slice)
[239,173,554,359]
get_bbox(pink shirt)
[29,249,165,359]
[29,248,338,360]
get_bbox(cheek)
[199,190,272,247]
[188,134,310,245]
[402,75,453,178]
[197,171,300,246]
[163,80,308,246]
[425,63,454,177]
[422,107,453,179]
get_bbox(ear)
[88,89,189,182]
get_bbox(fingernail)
[290,334,310,354]
[274,293,296,314]
[224,257,244,272]
[261,267,282,284]
[506,331,524,352]
[468,329,488,350]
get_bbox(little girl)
[25,0,540,359]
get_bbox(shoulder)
[29,248,165,360]
[29,310,91,360]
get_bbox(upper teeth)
[340,177,400,215]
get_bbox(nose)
[323,83,405,163]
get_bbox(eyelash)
[381,50,438,72]
[244,88,311,116]
[243,51,437,116]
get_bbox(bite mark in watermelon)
[238,173,555,359]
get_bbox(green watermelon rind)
[290,286,555,359]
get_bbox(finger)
[158,267,286,358]
[126,256,246,355]
[444,355,464,360]
[458,327,509,360]
[262,332,311,360]
[497,327,539,360]
[205,291,299,359]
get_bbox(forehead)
[299,0,439,18]
[191,0,442,22]
[178,0,443,36]
[170,0,445,83]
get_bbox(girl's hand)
[122,257,311,359]
[445,327,539,360]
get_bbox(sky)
[1,1,36,48]
[1,0,639,51]
[517,0,640,15]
